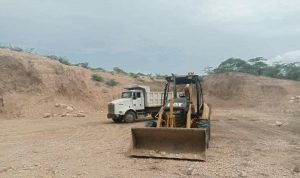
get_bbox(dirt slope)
[1,48,299,119]
[0,49,162,119]
[203,72,300,112]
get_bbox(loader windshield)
[121,92,132,98]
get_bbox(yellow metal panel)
[202,103,210,120]
[186,104,192,128]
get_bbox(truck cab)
[107,85,155,123]
[121,90,145,111]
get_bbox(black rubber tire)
[197,119,210,148]
[145,120,157,127]
[112,117,123,123]
[208,117,211,140]
[124,111,136,123]
[206,117,211,148]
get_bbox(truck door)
[132,92,144,110]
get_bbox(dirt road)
[1,109,299,178]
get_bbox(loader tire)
[208,117,211,140]
[198,119,210,148]
[206,117,211,148]
[124,111,136,123]
[145,120,157,127]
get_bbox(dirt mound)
[0,49,161,119]
[203,72,300,110]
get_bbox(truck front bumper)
[107,113,120,119]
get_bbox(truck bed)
[145,92,183,107]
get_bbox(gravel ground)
[0,109,299,178]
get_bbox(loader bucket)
[128,127,207,161]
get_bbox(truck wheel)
[112,117,123,123]
[124,111,136,123]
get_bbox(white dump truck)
[107,85,166,123]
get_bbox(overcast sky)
[1,0,300,74]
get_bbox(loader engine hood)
[164,98,188,111]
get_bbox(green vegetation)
[0,45,34,53]
[74,62,89,68]
[209,57,300,81]
[91,74,104,82]
[46,55,71,66]
[155,74,168,79]
[137,72,146,76]
[93,67,106,71]
[105,79,119,87]
[113,67,127,74]
[129,72,139,78]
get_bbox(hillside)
[203,72,300,112]
[0,49,162,119]
[1,49,300,119]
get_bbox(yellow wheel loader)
[128,73,211,161]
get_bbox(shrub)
[105,79,118,87]
[91,74,103,82]
[46,55,71,66]
[129,73,139,78]
[155,74,167,79]
[137,72,146,76]
[74,62,89,68]
[113,67,127,74]
[0,45,34,52]
[94,67,106,71]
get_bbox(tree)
[211,57,300,81]
[282,62,300,81]
[248,57,268,75]
[213,58,252,74]
[203,66,214,74]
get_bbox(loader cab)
[163,74,204,117]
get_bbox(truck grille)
[108,103,115,114]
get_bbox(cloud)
[272,50,300,63]
[1,0,300,73]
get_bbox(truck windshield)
[121,92,132,98]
